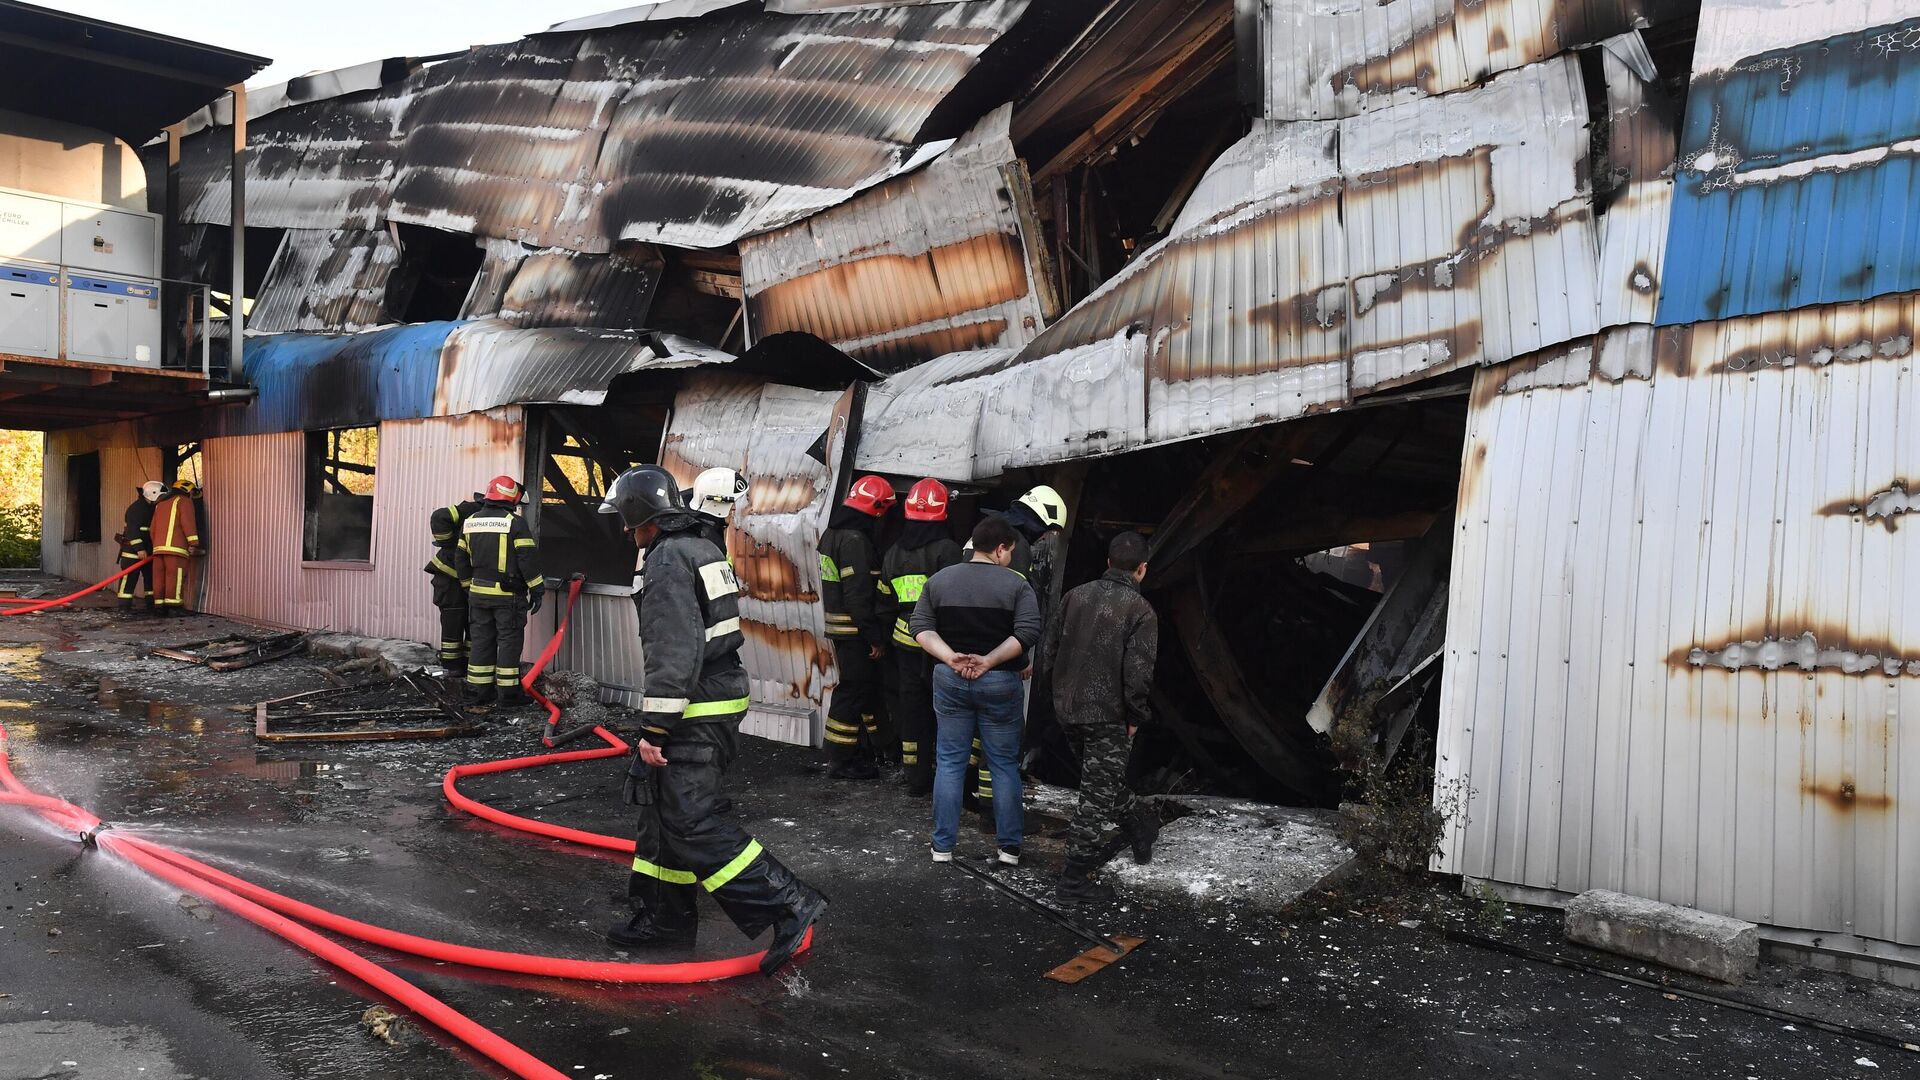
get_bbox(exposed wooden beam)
[1030,8,1236,188]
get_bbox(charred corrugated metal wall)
[41,424,164,585]
[1435,0,1920,973]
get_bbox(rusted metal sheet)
[248,228,401,334]
[197,410,524,643]
[1243,0,1667,120]
[859,59,1601,481]
[739,107,1052,373]
[173,2,1029,251]
[1437,289,1920,956]
[1659,1,1920,323]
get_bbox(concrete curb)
[1566,889,1760,984]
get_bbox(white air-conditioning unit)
[65,271,160,367]
[0,261,60,359]
[60,202,159,279]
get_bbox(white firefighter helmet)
[140,480,166,503]
[1017,484,1067,530]
[689,467,748,520]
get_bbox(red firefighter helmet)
[904,478,950,521]
[842,475,896,516]
[485,475,522,503]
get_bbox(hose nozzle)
[79,823,110,847]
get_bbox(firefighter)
[597,465,826,974]
[816,475,895,780]
[454,476,544,708]
[113,481,163,612]
[684,467,747,557]
[425,491,483,679]
[150,479,202,617]
[881,478,963,796]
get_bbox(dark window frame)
[65,451,101,544]
[302,427,379,564]
[527,405,670,587]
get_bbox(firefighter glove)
[528,590,544,615]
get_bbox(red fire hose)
[0,565,812,1080]
[0,557,152,615]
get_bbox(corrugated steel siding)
[249,228,401,334]
[1437,293,1920,949]
[1658,4,1920,325]
[858,57,1606,480]
[469,245,666,331]
[233,322,453,436]
[40,425,162,584]
[174,2,1029,251]
[435,321,729,416]
[198,410,524,640]
[1247,0,1659,120]
[739,107,1051,374]
[1594,33,1676,330]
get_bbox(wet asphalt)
[1,588,1917,1080]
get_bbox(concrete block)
[1565,890,1759,984]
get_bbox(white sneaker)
[931,848,954,863]
[997,846,1021,866]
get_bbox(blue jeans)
[931,665,1024,852]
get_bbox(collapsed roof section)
[859,41,1681,480]
[170,0,1031,250]
[737,106,1059,373]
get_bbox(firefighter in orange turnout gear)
[151,480,202,616]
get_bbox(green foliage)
[0,503,41,568]
[0,430,42,508]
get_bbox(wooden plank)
[1045,935,1146,984]
[1305,510,1454,735]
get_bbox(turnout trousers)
[1065,723,1136,865]
[825,638,882,766]
[115,548,153,602]
[629,717,817,937]
[430,577,469,673]
[466,594,526,694]
[152,554,190,610]
[894,647,935,791]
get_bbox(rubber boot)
[465,685,497,712]
[1126,803,1161,866]
[1057,858,1116,902]
[497,685,530,709]
[760,883,828,976]
[606,910,697,951]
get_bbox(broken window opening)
[163,443,202,489]
[648,248,743,346]
[65,451,101,544]
[386,224,484,324]
[530,406,670,586]
[303,427,378,563]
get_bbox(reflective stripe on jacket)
[818,525,885,646]
[151,493,199,556]
[453,504,544,598]
[880,536,963,649]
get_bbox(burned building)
[17,0,1920,981]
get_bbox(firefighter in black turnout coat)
[816,474,896,779]
[881,478,964,796]
[425,492,483,678]
[598,465,825,975]
[454,476,545,707]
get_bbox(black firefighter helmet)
[598,465,687,531]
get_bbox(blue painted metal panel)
[226,321,456,436]
[1658,17,1920,325]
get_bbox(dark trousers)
[826,637,881,764]
[1065,723,1136,865]
[115,550,152,601]
[431,578,468,670]
[895,647,935,789]
[466,595,526,691]
[630,718,814,937]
